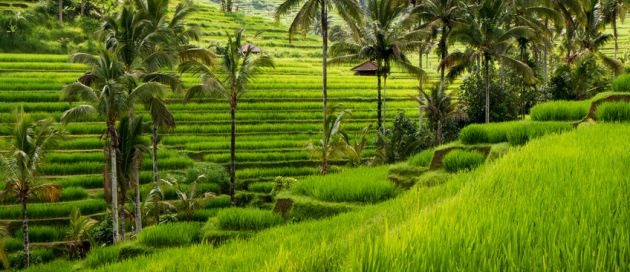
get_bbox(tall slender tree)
[184,29,274,206]
[443,0,535,123]
[276,0,362,174]
[601,0,629,60]
[330,0,424,130]
[0,110,62,268]
[61,50,166,243]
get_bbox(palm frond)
[61,105,98,125]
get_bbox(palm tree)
[101,0,212,232]
[444,0,535,123]
[276,0,362,174]
[0,225,8,269]
[0,110,62,268]
[117,115,149,237]
[601,0,629,60]
[330,0,424,130]
[65,208,97,259]
[410,0,463,80]
[184,29,274,206]
[306,105,354,164]
[418,82,465,145]
[60,50,165,243]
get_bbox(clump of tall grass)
[14,226,66,243]
[407,148,435,167]
[596,102,630,122]
[215,208,283,231]
[612,74,630,92]
[442,150,486,173]
[459,121,572,144]
[291,166,395,203]
[137,223,202,247]
[529,100,590,121]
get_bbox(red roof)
[242,43,262,53]
[351,61,379,72]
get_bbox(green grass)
[596,102,630,122]
[215,208,283,231]
[407,148,435,167]
[529,100,591,121]
[612,73,630,92]
[14,225,67,243]
[442,150,486,173]
[137,223,202,248]
[248,182,275,193]
[0,199,106,219]
[291,166,395,203]
[89,123,630,271]
[459,121,573,144]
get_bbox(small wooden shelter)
[242,43,262,54]
[351,61,379,76]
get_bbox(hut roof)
[242,43,262,53]
[351,61,379,72]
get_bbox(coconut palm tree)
[409,0,463,80]
[0,225,8,269]
[117,115,149,237]
[418,82,465,145]
[184,29,274,206]
[444,0,535,123]
[602,0,629,60]
[60,49,166,243]
[276,0,362,174]
[65,208,97,259]
[0,110,63,268]
[330,0,425,130]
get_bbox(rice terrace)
[0,0,630,270]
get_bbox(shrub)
[407,148,435,167]
[216,208,283,231]
[137,223,202,247]
[442,150,486,173]
[612,74,630,92]
[291,166,396,203]
[596,102,630,122]
[530,100,590,121]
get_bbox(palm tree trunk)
[484,56,490,124]
[134,156,141,233]
[58,0,63,25]
[613,14,618,60]
[440,26,448,81]
[21,198,29,268]
[436,120,442,146]
[80,0,85,16]
[320,0,329,175]
[229,95,237,206]
[418,50,423,132]
[383,74,388,129]
[377,73,382,130]
[109,128,120,243]
[152,125,159,224]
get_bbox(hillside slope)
[69,123,630,271]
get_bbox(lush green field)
[36,123,625,271]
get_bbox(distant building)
[351,61,378,76]
[242,43,262,54]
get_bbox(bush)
[216,208,283,231]
[612,74,630,92]
[596,102,630,122]
[291,166,396,203]
[460,69,519,123]
[442,150,486,173]
[544,55,610,100]
[91,213,113,246]
[138,223,202,247]
[407,148,435,167]
[185,164,229,194]
[530,100,590,121]
[459,121,573,145]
